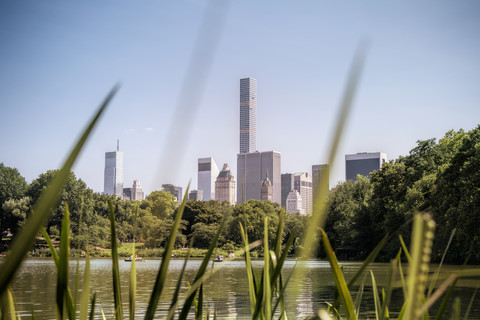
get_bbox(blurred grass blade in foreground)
[0,85,119,295]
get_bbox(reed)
[1,54,479,320]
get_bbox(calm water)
[7,258,480,319]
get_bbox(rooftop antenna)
[117,139,119,152]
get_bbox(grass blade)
[427,228,456,299]
[354,280,365,317]
[348,234,388,289]
[178,207,229,319]
[129,207,138,320]
[168,245,192,320]
[320,228,356,320]
[370,270,381,320]
[145,183,190,320]
[263,218,271,320]
[398,235,411,264]
[404,214,435,320]
[272,261,297,317]
[109,200,123,320]
[379,252,399,320]
[79,255,91,320]
[462,288,477,320]
[240,222,257,316]
[89,293,97,320]
[0,85,118,296]
[195,284,204,320]
[56,203,75,320]
[0,286,17,320]
[40,227,59,267]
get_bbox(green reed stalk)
[0,85,118,296]
[109,200,123,320]
[79,255,91,320]
[145,184,190,320]
[129,206,138,320]
[320,228,357,320]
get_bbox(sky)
[1,1,479,196]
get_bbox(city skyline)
[1,2,479,196]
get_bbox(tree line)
[324,126,480,263]
[0,166,306,254]
[1,125,479,262]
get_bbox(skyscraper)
[198,157,219,201]
[281,173,294,207]
[312,164,329,211]
[122,180,145,201]
[131,180,144,200]
[162,184,183,202]
[104,142,123,197]
[188,190,204,201]
[294,172,312,214]
[281,172,312,214]
[286,190,304,215]
[260,172,273,201]
[237,151,281,203]
[345,152,387,181]
[240,78,257,154]
[215,163,235,204]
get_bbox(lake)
[8,258,480,319]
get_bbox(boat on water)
[214,254,224,262]
[125,256,144,262]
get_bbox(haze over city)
[1,1,479,196]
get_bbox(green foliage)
[142,190,177,219]
[228,200,284,251]
[0,163,28,239]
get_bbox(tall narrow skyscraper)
[104,141,124,197]
[240,78,257,154]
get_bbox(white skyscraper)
[240,78,257,154]
[104,142,123,197]
[198,157,219,201]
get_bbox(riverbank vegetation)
[2,126,479,263]
[1,52,480,318]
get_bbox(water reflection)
[8,259,480,319]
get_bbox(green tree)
[181,200,232,248]
[325,176,371,250]
[228,200,284,250]
[1,196,31,236]
[0,164,28,239]
[141,191,177,219]
[27,170,94,242]
[432,126,480,263]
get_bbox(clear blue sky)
[1,1,479,196]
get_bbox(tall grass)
[1,48,479,320]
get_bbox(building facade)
[240,78,257,154]
[345,152,387,181]
[188,189,204,201]
[122,180,144,201]
[286,190,303,214]
[260,172,273,201]
[294,172,312,214]
[215,163,235,204]
[104,147,123,197]
[281,173,294,208]
[131,180,144,200]
[312,164,329,211]
[237,151,281,204]
[162,184,183,202]
[198,157,219,201]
